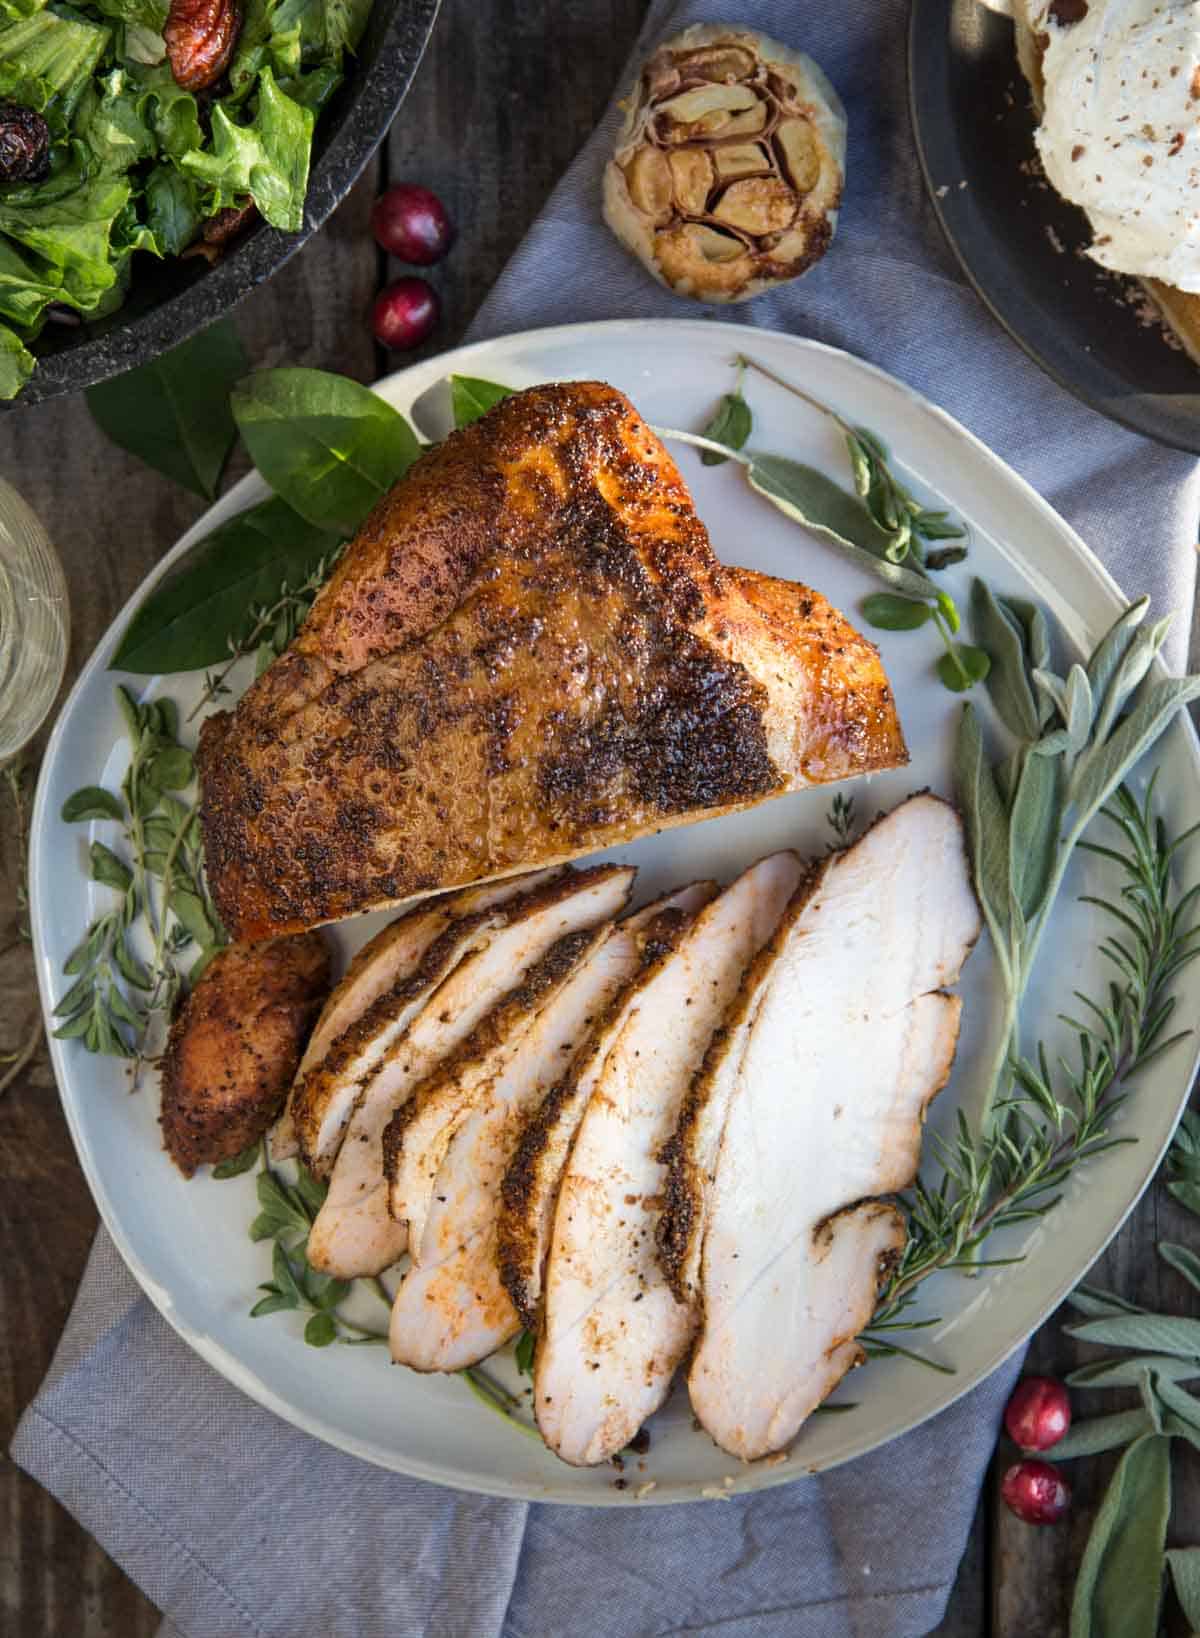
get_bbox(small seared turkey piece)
[306,866,634,1279]
[684,795,981,1461]
[160,935,330,1177]
[535,852,803,1467]
[277,870,558,1164]
[389,887,713,1371]
[496,882,717,1330]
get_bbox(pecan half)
[182,199,257,262]
[164,0,241,93]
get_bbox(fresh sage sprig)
[958,587,1200,1134]
[698,358,752,467]
[867,780,1198,1361]
[55,688,225,1066]
[1039,1124,1200,1636]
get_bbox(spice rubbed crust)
[198,381,907,941]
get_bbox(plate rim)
[906,0,1200,456]
[29,316,1200,1504]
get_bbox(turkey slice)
[383,923,610,1254]
[389,914,664,1370]
[273,869,560,1160]
[496,882,718,1330]
[688,794,981,1461]
[306,865,635,1278]
[535,851,803,1467]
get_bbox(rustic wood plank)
[930,1499,988,1637]
[0,166,379,1638]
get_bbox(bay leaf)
[1067,1312,1200,1357]
[1166,1548,1200,1628]
[1069,1433,1170,1638]
[1047,1407,1155,1459]
[970,579,1039,741]
[232,367,423,534]
[86,318,246,500]
[747,455,937,594]
[111,497,341,675]
[450,375,515,429]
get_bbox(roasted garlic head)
[603,25,846,303]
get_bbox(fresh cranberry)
[1000,1459,1071,1525]
[372,277,439,351]
[371,184,454,265]
[1004,1376,1072,1452]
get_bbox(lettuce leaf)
[143,161,199,255]
[180,68,312,232]
[76,66,155,173]
[0,8,111,126]
[0,320,35,397]
[129,61,201,157]
[0,167,131,309]
[89,0,166,29]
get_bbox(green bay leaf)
[87,317,245,499]
[449,375,514,428]
[232,367,423,533]
[110,495,340,674]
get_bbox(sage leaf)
[251,1169,310,1241]
[272,1240,303,1305]
[1086,598,1149,723]
[1068,1354,1200,1388]
[304,1311,338,1347]
[1094,615,1174,745]
[971,579,1040,741]
[861,593,931,631]
[1166,1548,1200,1627]
[1138,1364,1166,1432]
[111,497,341,674]
[450,375,514,429]
[1069,1433,1170,1638]
[1002,595,1052,676]
[86,319,246,500]
[305,1271,351,1311]
[231,368,423,534]
[250,1290,298,1318]
[113,937,152,991]
[747,455,937,593]
[1170,1179,1200,1217]
[89,841,132,893]
[700,391,752,465]
[1152,1371,1200,1435]
[62,786,124,824]
[1069,678,1200,819]
[1033,668,1069,724]
[146,746,194,792]
[1067,1312,1200,1357]
[293,1164,327,1216]
[212,1142,260,1179]
[955,704,1012,957]
[1064,665,1094,751]
[1159,1241,1200,1295]
[1047,1407,1155,1459]
[168,887,215,949]
[1008,748,1061,922]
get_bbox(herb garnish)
[55,686,224,1066]
[867,779,1199,1357]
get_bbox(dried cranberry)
[0,103,50,185]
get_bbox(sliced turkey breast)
[383,923,612,1254]
[389,912,675,1371]
[306,865,635,1279]
[496,882,718,1331]
[687,794,981,1461]
[534,851,803,1467]
[273,869,560,1160]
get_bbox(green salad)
[0,0,373,399]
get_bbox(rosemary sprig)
[54,687,225,1068]
[826,792,856,850]
[868,780,1199,1348]
[189,548,341,720]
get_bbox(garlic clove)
[675,44,756,83]
[693,99,768,140]
[775,119,821,195]
[713,143,773,182]
[711,176,798,235]
[655,222,756,296]
[668,148,714,215]
[624,145,674,223]
[656,82,759,129]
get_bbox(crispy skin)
[199,381,907,940]
[160,935,330,1177]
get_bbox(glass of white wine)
[0,477,68,762]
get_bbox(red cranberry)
[1000,1458,1071,1525]
[372,278,439,351]
[1004,1376,1071,1452]
[371,184,454,265]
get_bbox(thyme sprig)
[54,688,225,1070]
[867,780,1199,1353]
[189,548,342,720]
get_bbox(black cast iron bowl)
[6,0,440,410]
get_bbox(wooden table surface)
[1,2,1197,1633]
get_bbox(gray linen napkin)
[12,2,1199,1635]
